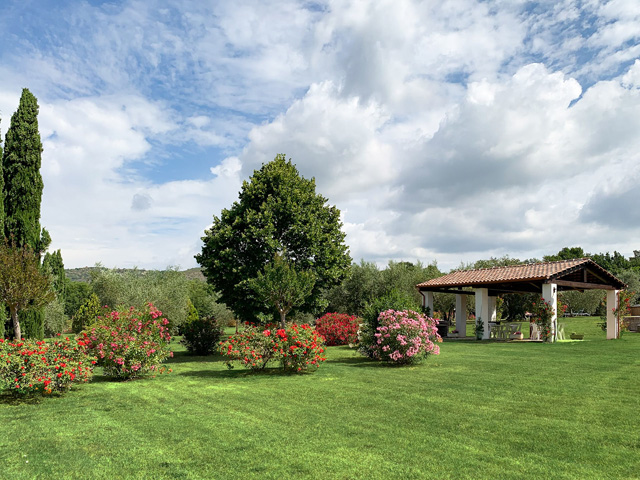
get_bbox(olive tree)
[0,241,54,340]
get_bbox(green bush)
[72,293,101,333]
[180,316,223,355]
[44,298,71,337]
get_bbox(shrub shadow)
[166,351,224,364]
[178,366,320,379]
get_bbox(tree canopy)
[196,154,351,322]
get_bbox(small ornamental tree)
[0,241,54,340]
[249,253,316,328]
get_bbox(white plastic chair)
[530,323,541,341]
[557,323,566,341]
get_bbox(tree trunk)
[279,310,286,329]
[11,305,21,341]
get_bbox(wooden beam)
[418,288,476,295]
[554,279,615,290]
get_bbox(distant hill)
[65,266,206,283]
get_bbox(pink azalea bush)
[219,323,326,373]
[370,309,441,365]
[315,313,360,346]
[81,303,173,379]
[0,336,97,396]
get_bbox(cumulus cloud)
[1,0,639,271]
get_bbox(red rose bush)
[315,313,360,346]
[219,323,326,373]
[81,303,173,379]
[0,336,97,395]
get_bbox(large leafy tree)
[196,154,351,323]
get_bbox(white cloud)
[1,0,639,272]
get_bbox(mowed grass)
[1,317,639,480]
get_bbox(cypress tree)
[2,88,48,338]
[3,88,45,251]
[0,116,4,233]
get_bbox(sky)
[0,0,638,272]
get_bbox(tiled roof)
[417,258,620,288]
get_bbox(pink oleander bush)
[370,309,441,365]
[315,312,360,346]
[0,336,97,395]
[219,323,326,373]
[81,303,173,379]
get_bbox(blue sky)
[0,0,639,270]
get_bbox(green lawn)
[1,317,638,479]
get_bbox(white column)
[455,294,467,337]
[542,283,558,342]
[606,289,620,340]
[421,291,434,317]
[474,288,490,339]
[488,296,497,323]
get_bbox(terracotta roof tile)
[416,258,614,288]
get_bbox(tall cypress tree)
[0,116,4,233]
[0,117,4,338]
[2,88,48,338]
[3,88,45,251]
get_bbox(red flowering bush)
[219,323,326,373]
[315,313,360,346]
[0,336,97,395]
[81,303,173,379]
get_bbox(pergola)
[416,258,627,341]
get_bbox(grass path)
[1,317,638,479]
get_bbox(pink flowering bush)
[219,323,326,373]
[315,313,360,346]
[370,309,441,365]
[0,336,97,396]
[81,303,173,379]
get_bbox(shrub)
[369,309,441,365]
[219,323,326,373]
[0,336,97,395]
[81,303,172,379]
[315,313,360,346]
[72,293,101,333]
[44,298,71,337]
[180,316,224,355]
[359,290,418,358]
